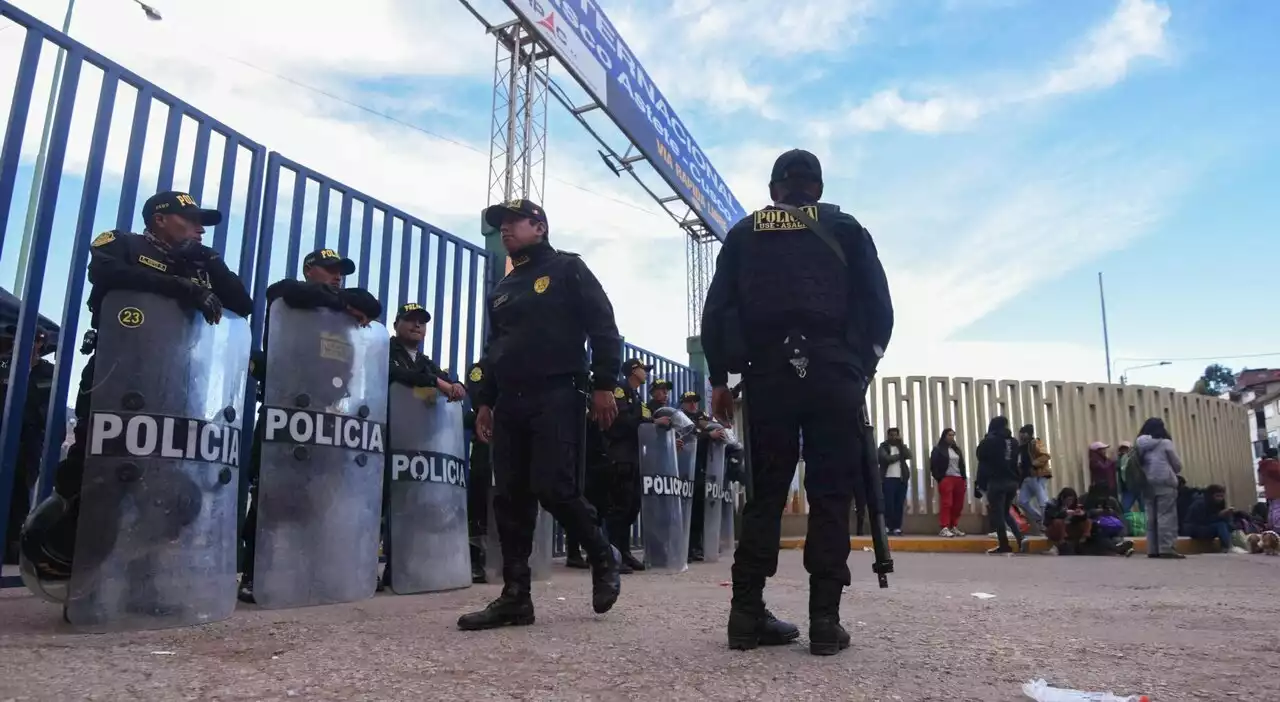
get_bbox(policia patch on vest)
[753,205,818,231]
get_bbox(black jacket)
[389,342,450,388]
[975,417,1019,493]
[473,241,622,407]
[929,442,966,483]
[604,382,648,463]
[877,441,913,483]
[701,201,893,386]
[87,230,253,328]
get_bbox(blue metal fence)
[0,0,699,587]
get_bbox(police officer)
[646,378,672,416]
[2,325,56,564]
[380,302,466,589]
[239,248,382,603]
[682,390,722,562]
[464,360,491,584]
[21,190,254,579]
[458,198,623,630]
[701,149,894,656]
[604,358,661,574]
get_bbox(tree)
[1192,364,1236,396]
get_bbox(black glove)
[185,281,223,324]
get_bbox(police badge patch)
[533,276,550,294]
[613,387,625,399]
[469,366,483,382]
[91,231,115,247]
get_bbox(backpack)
[1123,446,1147,492]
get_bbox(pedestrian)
[929,428,967,537]
[975,416,1024,554]
[458,198,623,631]
[1133,417,1184,559]
[1088,441,1118,497]
[1015,424,1051,531]
[1116,441,1145,514]
[701,148,893,656]
[877,428,912,536]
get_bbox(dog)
[1246,531,1280,555]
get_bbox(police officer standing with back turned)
[21,191,253,580]
[701,149,894,656]
[238,248,382,603]
[458,198,624,631]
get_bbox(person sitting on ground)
[1083,494,1136,557]
[1042,487,1087,555]
[1184,484,1246,554]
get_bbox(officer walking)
[21,191,253,579]
[380,302,466,589]
[239,248,382,603]
[701,149,894,656]
[464,360,491,584]
[459,198,623,630]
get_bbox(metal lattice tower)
[487,21,550,206]
[684,223,717,336]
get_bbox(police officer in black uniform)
[701,149,893,656]
[604,358,659,574]
[645,378,672,416]
[681,390,720,562]
[21,190,254,579]
[458,198,623,630]
[239,248,382,603]
[464,360,491,584]
[380,302,466,588]
[2,325,56,564]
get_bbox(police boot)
[564,537,589,570]
[727,577,800,650]
[605,520,632,574]
[616,529,646,572]
[585,530,622,614]
[19,492,77,582]
[470,540,487,584]
[808,579,851,656]
[457,564,535,631]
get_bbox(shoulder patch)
[469,366,483,383]
[613,387,625,399]
[91,231,116,247]
[641,404,652,418]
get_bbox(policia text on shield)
[19,191,255,630]
[459,198,625,631]
[701,149,895,657]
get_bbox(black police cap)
[650,378,672,392]
[623,358,653,374]
[142,191,222,227]
[770,149,823,186]
[396,303,431,323]
[484,198,548,229]
[680,390,701,403]
[303,248,356,275]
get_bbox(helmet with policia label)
[24,290,251,630]
[252,300,390,610]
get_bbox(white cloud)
[844,0,1173,133]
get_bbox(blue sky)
[1,0,1277,390]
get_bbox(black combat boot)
[457,563,535,631]
[614,526,645,572]
[808,579,851,656]
[605,520,632,574]
[564,537,590,570]
[470,541,487,584]
[727,578,800,650]
[584,529,622,614]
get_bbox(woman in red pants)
[930,428,968,537]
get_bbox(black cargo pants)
[732,363,866,588]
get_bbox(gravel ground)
[1,550,1276,701]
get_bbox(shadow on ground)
[2,550,1276,701]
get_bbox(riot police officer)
[458,198,623,630]
[239,248,382,603]
[604,358,660,573]
[645,378,672,416]
[464,360,491,584]
[21,190,253,580]
[701,149,894,656]
[2,324,56,564]
[380,303,466,589]
[681,390,721,562]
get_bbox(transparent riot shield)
[637,416,688,573]
[675,434,698,569]
[253,301,389,610]
[702,426,727,563]
[721,481,737,557]
[386,385,470,594]
[60,291,249,632]
[484,502,554,584]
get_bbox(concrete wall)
[775,376,1254,536]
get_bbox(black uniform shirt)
[389,342,450,388]
[605,382,649,462]
[86,230,253,329]
[645,398,666,416]
[473,240,622,407]
[701,202,893,386]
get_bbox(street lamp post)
[12,0,162,294]
[1119,361,1172,385]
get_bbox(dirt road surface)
[2,550,1275,701]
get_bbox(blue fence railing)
[0,0,698,585]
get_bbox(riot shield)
[702,425,727,563]
[637,415,689,574]
[484,501,554,584]
[62,291,250,632]
[720,480,737,557]
[386,384,470,594]
[253,301,389,610]
[675,431,697,568]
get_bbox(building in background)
[1231,368,1280,460]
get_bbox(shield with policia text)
[675,418,698,567]
[386,383,471,594]
[637,408,694,573]
[701,425,727,564]
[60,291,250,632]
[253,301,389,610]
